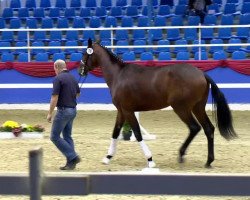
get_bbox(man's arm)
[47,95,59,123]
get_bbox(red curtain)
[0,60,250,77]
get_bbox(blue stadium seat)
[132,29,146,41]
[10,0,21,11]
[17,31,28,41]
[213,0,222,5]
[232,51,247,60]
[1,31,14,42]
[18,7,30,19]
[53,52,65,62]
[217,27,232,40]
[204,14,217,25]
[31,41,45,55]
[173,5,188,16]
[14,41,27,55]
[48,41,61,55]
[64,30,78,41]
[40,0,51,8]
[49,31,62,41]
[89,16,102,28]
[241,2,250,14]
[239,13,250,24]
[41,17,53,28]
[85,0,97,9]
[64,8,76,20]
[176,51,190,60]
[213,50,227,60]
[187,15,200,25]
[95,7,108,19]
[153,39,170,54]
[70,52,82,61]
[191,40,206,53]
[79,7,91,19]
[70,0,81,8]
[157,5,172,18]
[110,6,123,18]
[226,38,241,53]
[184,28,197,41]
[0,18,6,29]
[126,6,140,18]
[115,30,129,41]
[122,51,136,61]
[48,7,60,19]
[101,0,112,9]
[25,0,36,10]
[116,0,128,8]
[81,30,95,42]
[10,18,22,29]
[158,51,171,60]
[0,42,11,54]
[240,38,250,53]
[154,16,167,26]
[133,39,147,54]
[140,52,154,61]
[171,15,184,26]
[201,28,214,40]
[121,16,134,27]
[33,8,45,19]
[220,14,234,25]
[2,8,15,19]
[115,40,129,54]
[166,28,181,41]
[57,18,69,28]
[64,40,79,55]
[194,51,208,60]
[100,30,112,41]
[33,31,47,42]
[209,38,224,54]
[173,39,188,54]
[148,29,163,41]
[104,16,117,27]
[17,53,29,62]
[207,3,222,16]
[72,17,85,28]
[26,18,38,28]
[137,16,149,27]
[233,27,249,39]
[55,0,66,8]
[35,53,49,62]
[1,53,14,62]
[131,0,143,8]
[100,40,111,48]
[224,3,240,15]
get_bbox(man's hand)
[47,113,52,123]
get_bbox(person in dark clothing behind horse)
[47,59,81,170]
[188,0,212,23]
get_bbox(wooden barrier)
[0,147,250,199]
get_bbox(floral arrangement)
[0,120,45,137]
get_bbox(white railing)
[0,147,250,199]
[1,24,250,61]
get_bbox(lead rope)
[78,74,88,90]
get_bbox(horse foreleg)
[125,111,156,168]
[102,110,124,165]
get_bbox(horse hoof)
[102,157,110,165]
[205,163,212,168]
[178,156,185,163]
[148,161,156,168]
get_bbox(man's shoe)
[59,156,81,170]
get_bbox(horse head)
[78,38,98,76]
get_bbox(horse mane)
[97,43,126,67]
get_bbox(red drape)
[0,60,250,78]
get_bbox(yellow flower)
[2,120,20,128]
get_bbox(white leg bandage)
[108,138,118,156]
[139,140,152,159]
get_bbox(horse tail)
[204,74,237,140]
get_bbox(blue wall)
[0,67,250,104]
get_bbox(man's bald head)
[54,59,67,74]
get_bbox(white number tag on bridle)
[86,48,93,55]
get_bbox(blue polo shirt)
[52,70,80,108]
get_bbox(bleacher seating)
[0,0,249,62]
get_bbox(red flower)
[12,127,22,137]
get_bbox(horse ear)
[88,38,92,48]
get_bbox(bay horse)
[79,38,237,168]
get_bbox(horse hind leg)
[102,110,125,165]
[193,102,215,168]
[172,105,201,164]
